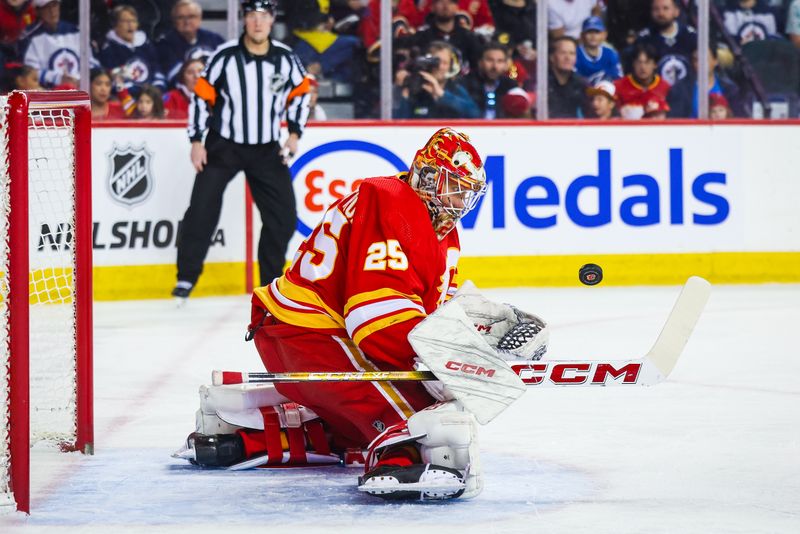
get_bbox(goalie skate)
[357,464,466,501]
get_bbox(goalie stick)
[213,277,711,389]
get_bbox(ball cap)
[586,79,616,100]
[33,0,60,8]
[242,0,277,14]
[582,16,606,33]
[501,87,533,118]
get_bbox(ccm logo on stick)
[445,361,496,377]
[511,362,642,385]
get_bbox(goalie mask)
[408,128,487,240]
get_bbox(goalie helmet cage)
[0,91,93,514]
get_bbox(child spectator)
[98,5,165,97]
[709,93,732,119]
[576,15,623,85]
[90,68,130,120]
[548,0,604,39]
[1,0,36,50]
[634,0,696,86]
[548,35,588,118]
[134,84,164,119]
[163,57,203,121]
[2,62,40,91]
[614,42,670,119]
[723,0,779,45]
[586,78,617,119]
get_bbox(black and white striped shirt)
[188,37,311,145]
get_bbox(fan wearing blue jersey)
[575,16,622,85]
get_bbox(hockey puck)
[579,263,603,286]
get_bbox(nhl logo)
[107,144,154,207]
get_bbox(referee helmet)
[242,0,277,14]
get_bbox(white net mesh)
[0,98,80,510]
[1,96,11,506]
[27,108,78,444]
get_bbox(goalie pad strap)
[306,420,331,455]
[259,406,285,465]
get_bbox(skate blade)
[358,470,465,499]
[174,297,189,308]
[171,443,196,461]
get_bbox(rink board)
[88,121,800,299]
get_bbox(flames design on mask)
[408,128,487,240]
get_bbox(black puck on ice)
[579,263,603,286]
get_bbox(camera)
[404,55,441,96]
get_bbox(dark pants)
[176,131,297,287]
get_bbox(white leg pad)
[195,383,293,434]
[407,402,482,499]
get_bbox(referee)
[173,0,311,300]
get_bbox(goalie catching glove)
[414,281,549,402]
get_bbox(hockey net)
[0,91,93,514]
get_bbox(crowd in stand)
[2,0,800,120]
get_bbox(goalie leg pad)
[359,402,482,500]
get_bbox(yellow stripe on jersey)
[254,284,342,331]
[338,337,416,419]
[343,288,425,316]
[275,277,346,326]
[351,309,427,346]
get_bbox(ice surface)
[2,284,799,533]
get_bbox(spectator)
[614,42,670,119]
[548,36,588,118]
[134,84,164,119]
[634,0,696,86]
[419,0,496,35]
[408,0,482,72]
[500,86,534,117]
[463,41,519,118]
[576,15,623,84]
[548,0,603,40]
[394,40,480,118]
[98,5,165,97]
[642,94,669,119]
[1,0,36,50]
[788,0,800,48]
[21,0,94,88]
[709,92,732,119]
[586,78,618,119]
[156,0,223,87]
[89,68,131,120]
[2,62,40,91]
[163,56,202,120]
[360,0,419,51]
[292,10,362,85]
[723,0,780,45]
[667,46,747,118]
[491,0,536,49]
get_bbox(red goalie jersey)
[254,175,459,371]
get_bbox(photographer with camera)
[394,40,479,119]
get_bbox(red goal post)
[1,91,93,514]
